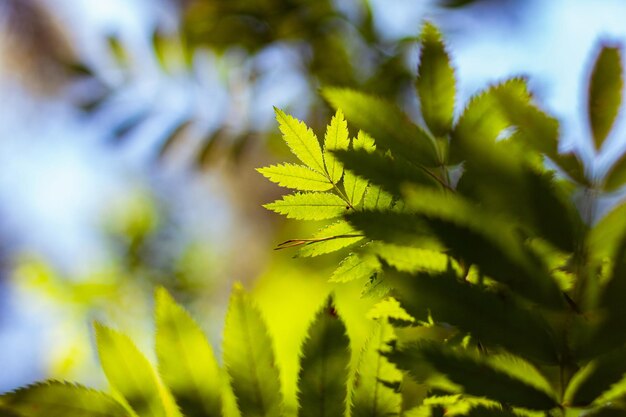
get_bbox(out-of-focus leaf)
[388,271,559,364]
[0,381,128,417]
[155,288,222,417]
[387,342,558,410]
[604,152,626,191]
[343,132,375,206]
[223,285,282,417]
[298,301,350,417]
[588,45,623,150]
[95,323,178,417]
[322,88,440,167]
[416,22,456,137]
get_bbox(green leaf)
[588,45,624,150]
[275,108,326,173]
[296,221,364,257]
[330,251,381,283]
[566,346,626,407]
[403,188,565,308]
[416,22,456,137]
[604,152,626,191]
[95,323,178,417]
[488,81,587,184]
[155,288,223,417]
[363,185,394,210]
[257,164,333,191]
[387,342,558,410]
[264,192,349,220]
[388,271,559,364]
[589,200,626,263]
[451,78,527,164]
[223,285,282,417]
[333,149,440,197]
[0,381,128,417]
[368,242,451,274]
[346,210,437,248]
[297,301,351,417]
[351,319,402,417]
[367,297,415,326]
[322,88,440,167]
[323,110,350,183]
[343,132,374,206]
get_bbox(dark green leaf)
[322,88,440,167]
[298,301,350,417]
[0,381,128,417]
[387,342,558,410]
[416,22,456,136]
[566,346,626,407]
[223,285,283,417]
[588,45,624,150]
[388,271,559,364]
[604,152,626,191]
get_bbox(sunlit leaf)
[323,110,350,184]
[257,163,333,191]
[95,323,178,417]
[264,192,349,220]
[155,288,222,417]
[323,88,440,167]
[223,285,282,417]
[342,131,375,206]
[296,221,364,257]
[0,381,128,417]
[275,108,326,174]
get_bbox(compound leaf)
[342,131,374,206]
[296,221,364,257]
[155,288,222,417]
[322,88,440,167]
[223,285,282,417]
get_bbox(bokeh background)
[1,0,626,392]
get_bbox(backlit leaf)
[298,301,350,417]
[223,285,282,417]
[257,163,333,191]
[417,22,456,137]
[323,110,350,184]
[342,131,375,206]
[296,221,364,257]
[95,323,177,417]
[275,108,326,173]
[0,381,128,417]
[588,45,623,150]
[155,288,222,417]
[323,88,440,167]
[264,192,349,220]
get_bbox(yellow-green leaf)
[343,131,375,206]
[275,108,326,173]
[155,288,222,417]
[323,110,350,184]
[0,381,128,417]
[95,323,178,417]
[296,221,364,257]
[264,192,349,220]
[257,163,333,191]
